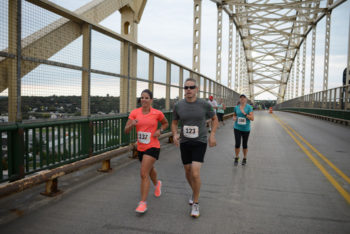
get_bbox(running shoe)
[154,180,162,197]
[242,158,247,166]
[234,157,239,166]
[189,196,194,205]
[135,201,147,213]
[191,203,200,218]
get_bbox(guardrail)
[274,85,350,124]
[275,85,350,110]
[0,108,235,184]
[0,111,174,183]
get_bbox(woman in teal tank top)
[232,94,254,166]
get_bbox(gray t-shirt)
[173,98,215,143]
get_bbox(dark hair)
[141,89,153,99]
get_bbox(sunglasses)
[184,86,196,90]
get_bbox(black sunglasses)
[184,86,196,90]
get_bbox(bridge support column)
[165,61,171,110]
[296,50,300,97]
[179,67,184,99]
[81,24,91,117]
[203,77,207,99]
[208,80,212,96]
[8,0,22,122]
[345,12,350,109]
[192,0,202,72]
[148,54,154,92]
[323,1,333,107]
[228,14,233,89]
[120,6,138,113]
[301,40,306,96]
[238,41,244,93]
[310,25,316,94]
[216,4,223,83]
[235,30,239,92]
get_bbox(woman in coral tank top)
[124,89,168,214]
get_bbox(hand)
[209,134,216,147]
[233,116,237,122]
[173,134,180,147]
[131,119,138,126]
[153,129,161,137]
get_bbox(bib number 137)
[183,126,199,138]
[138,132,151,144]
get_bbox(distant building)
[0,116,8,122]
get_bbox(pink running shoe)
[154,180,162,197]
[135,201,147,213]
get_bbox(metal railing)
[275,85,350,110]
[0,111,178,183]
[0,109,236,183]
[274,85,350,122]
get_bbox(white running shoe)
[191,203,200,218]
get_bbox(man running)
[172,78,218,218]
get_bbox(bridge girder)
[214,0,347,101]
[0,0,147,93]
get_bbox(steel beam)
[323,0,333,105]
[216,4,223,83]
[301,39,306,96]
[310,25,316,94]
[192,0,202,72]
[235,30,239,92]
[81,24,91,117]
[228,13,234,89]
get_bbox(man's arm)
[171,120,180,146]
[209,115,218,147]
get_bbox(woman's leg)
[234,129,241,158]
[140,155,156,201]
[149,167,157,186]
[242,131,250,159]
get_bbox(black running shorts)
[180,141,207,165]
[138,147,160,162]
[217,113,224,122]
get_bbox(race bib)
[138,131,151,144]
[183,125,199,138]
[237,117,246,125]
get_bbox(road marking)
[274,114,350,185]
[271,114,350,204]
